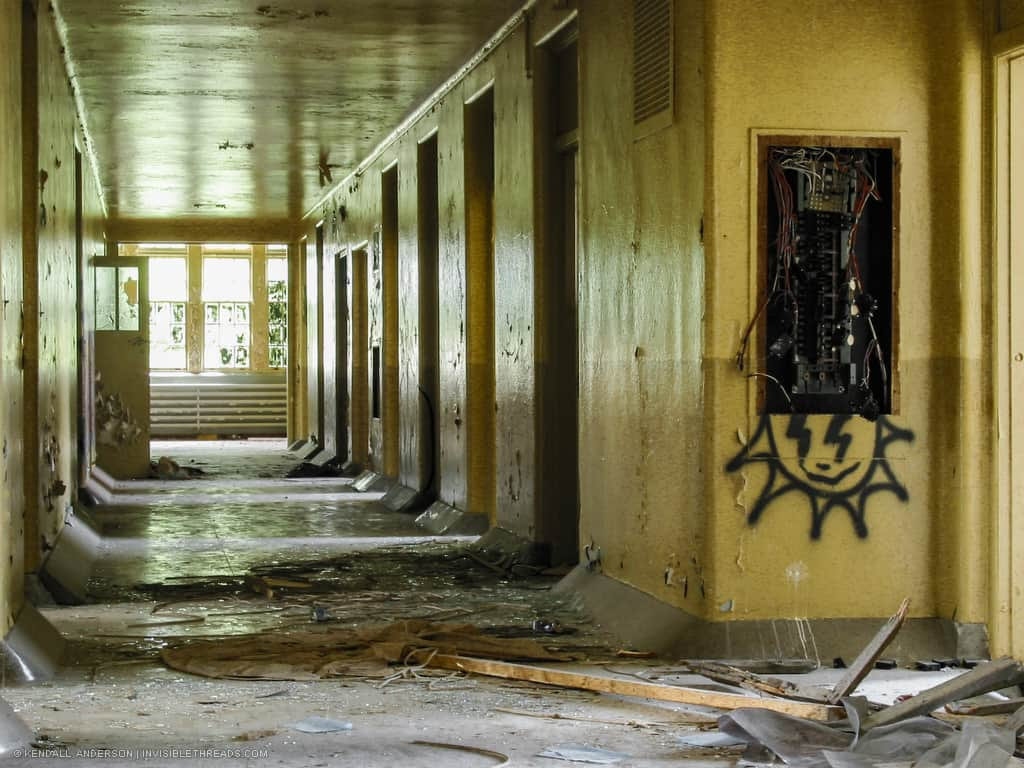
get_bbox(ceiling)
[57,0,524,222]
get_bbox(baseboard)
[351,470,395,493]
[38,512,103,605]
[379,483,421,513]
[0,696,32,756]
[415,501,489,536]
[2,603,65,682]
[555,566,988,663]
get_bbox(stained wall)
[1,0,25,636]
[703,0,988,624]
[23,0,98,571]
[298,0,997,634]
[3,0,104,623]
[299,5,576,533]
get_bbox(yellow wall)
[24,0,98,570]
[1003,0,1024,30]
[300,6,575,528]
[1,0,25,635]
[704,0,988,622]
[1,0,105,617]
[299,0,996,629]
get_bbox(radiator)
[150,372,287,437]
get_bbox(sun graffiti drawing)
[725,414,915,539]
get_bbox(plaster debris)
[537,744,630,764]
[150,456,205,480]
[95,386,142,446]
[288,716,353,734]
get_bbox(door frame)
[993,39,1024,658]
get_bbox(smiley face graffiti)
[725,415,915,539]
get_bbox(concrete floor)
[0,441,974,766]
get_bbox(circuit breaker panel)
[753,143,894,419]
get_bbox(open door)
[92,255,150,479]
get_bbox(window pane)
[149,301,186,369]
[202,258,251,301]
[266,257,288,283]
[117,267,140,331]
[96,267,117,330]
[203,300,250,369]
[149,258,187,301]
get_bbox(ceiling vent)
[633,0,674,139]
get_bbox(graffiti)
[725,415,914,539]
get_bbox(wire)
[747,372,794,411]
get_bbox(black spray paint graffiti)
[725,415,915,539]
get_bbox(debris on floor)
[150,456,206,480]
[286,461,342,478]
[410,740,510,767]
[160,620,577,681]
[288,716,353,734]
[536,744,630,764]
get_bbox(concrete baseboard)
[309,450,337,468]
[23,576,56,608]
[415,501,489,536]
[2,603,65,682]
[472,527,550,565]
[555,566,988,663]
[379,484,420,513]
[298,442,322,461]
[39,513,103,605]
[0,696,32,756]
[351,471,395,493]
[83,468,115,504]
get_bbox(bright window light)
[148,258,187,302]
[202,257,251,302]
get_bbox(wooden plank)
[946,698,1024,717]
[863,657,1024,730]
[828,597,911,704]
[424,654,843,721]
[685,660,820,701]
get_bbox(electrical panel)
[742,143,895,420]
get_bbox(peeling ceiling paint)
[56,0,524,220]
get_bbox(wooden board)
[828,597,910,704]
[863,657,1024,730]
[425,654,843,720]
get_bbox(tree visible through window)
[148,257,187,369]
[202,256,252,369]
[267,256,288,368]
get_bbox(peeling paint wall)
[298,0,994,632]
[23,0,95,571]
[577,0,707,614]
[300,7,574,529]
[1,0,25,636]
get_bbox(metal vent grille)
[633,0,674,133]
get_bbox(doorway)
[335,250,349,464]
[464,87,496,522]
[418,133,441,500]
[536,24,580,565]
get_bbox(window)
[148,257,187,369]
[267,256,288,368]
[202,257,252,368]
[95,266,140,331]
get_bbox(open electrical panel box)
[739,137,898,421]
